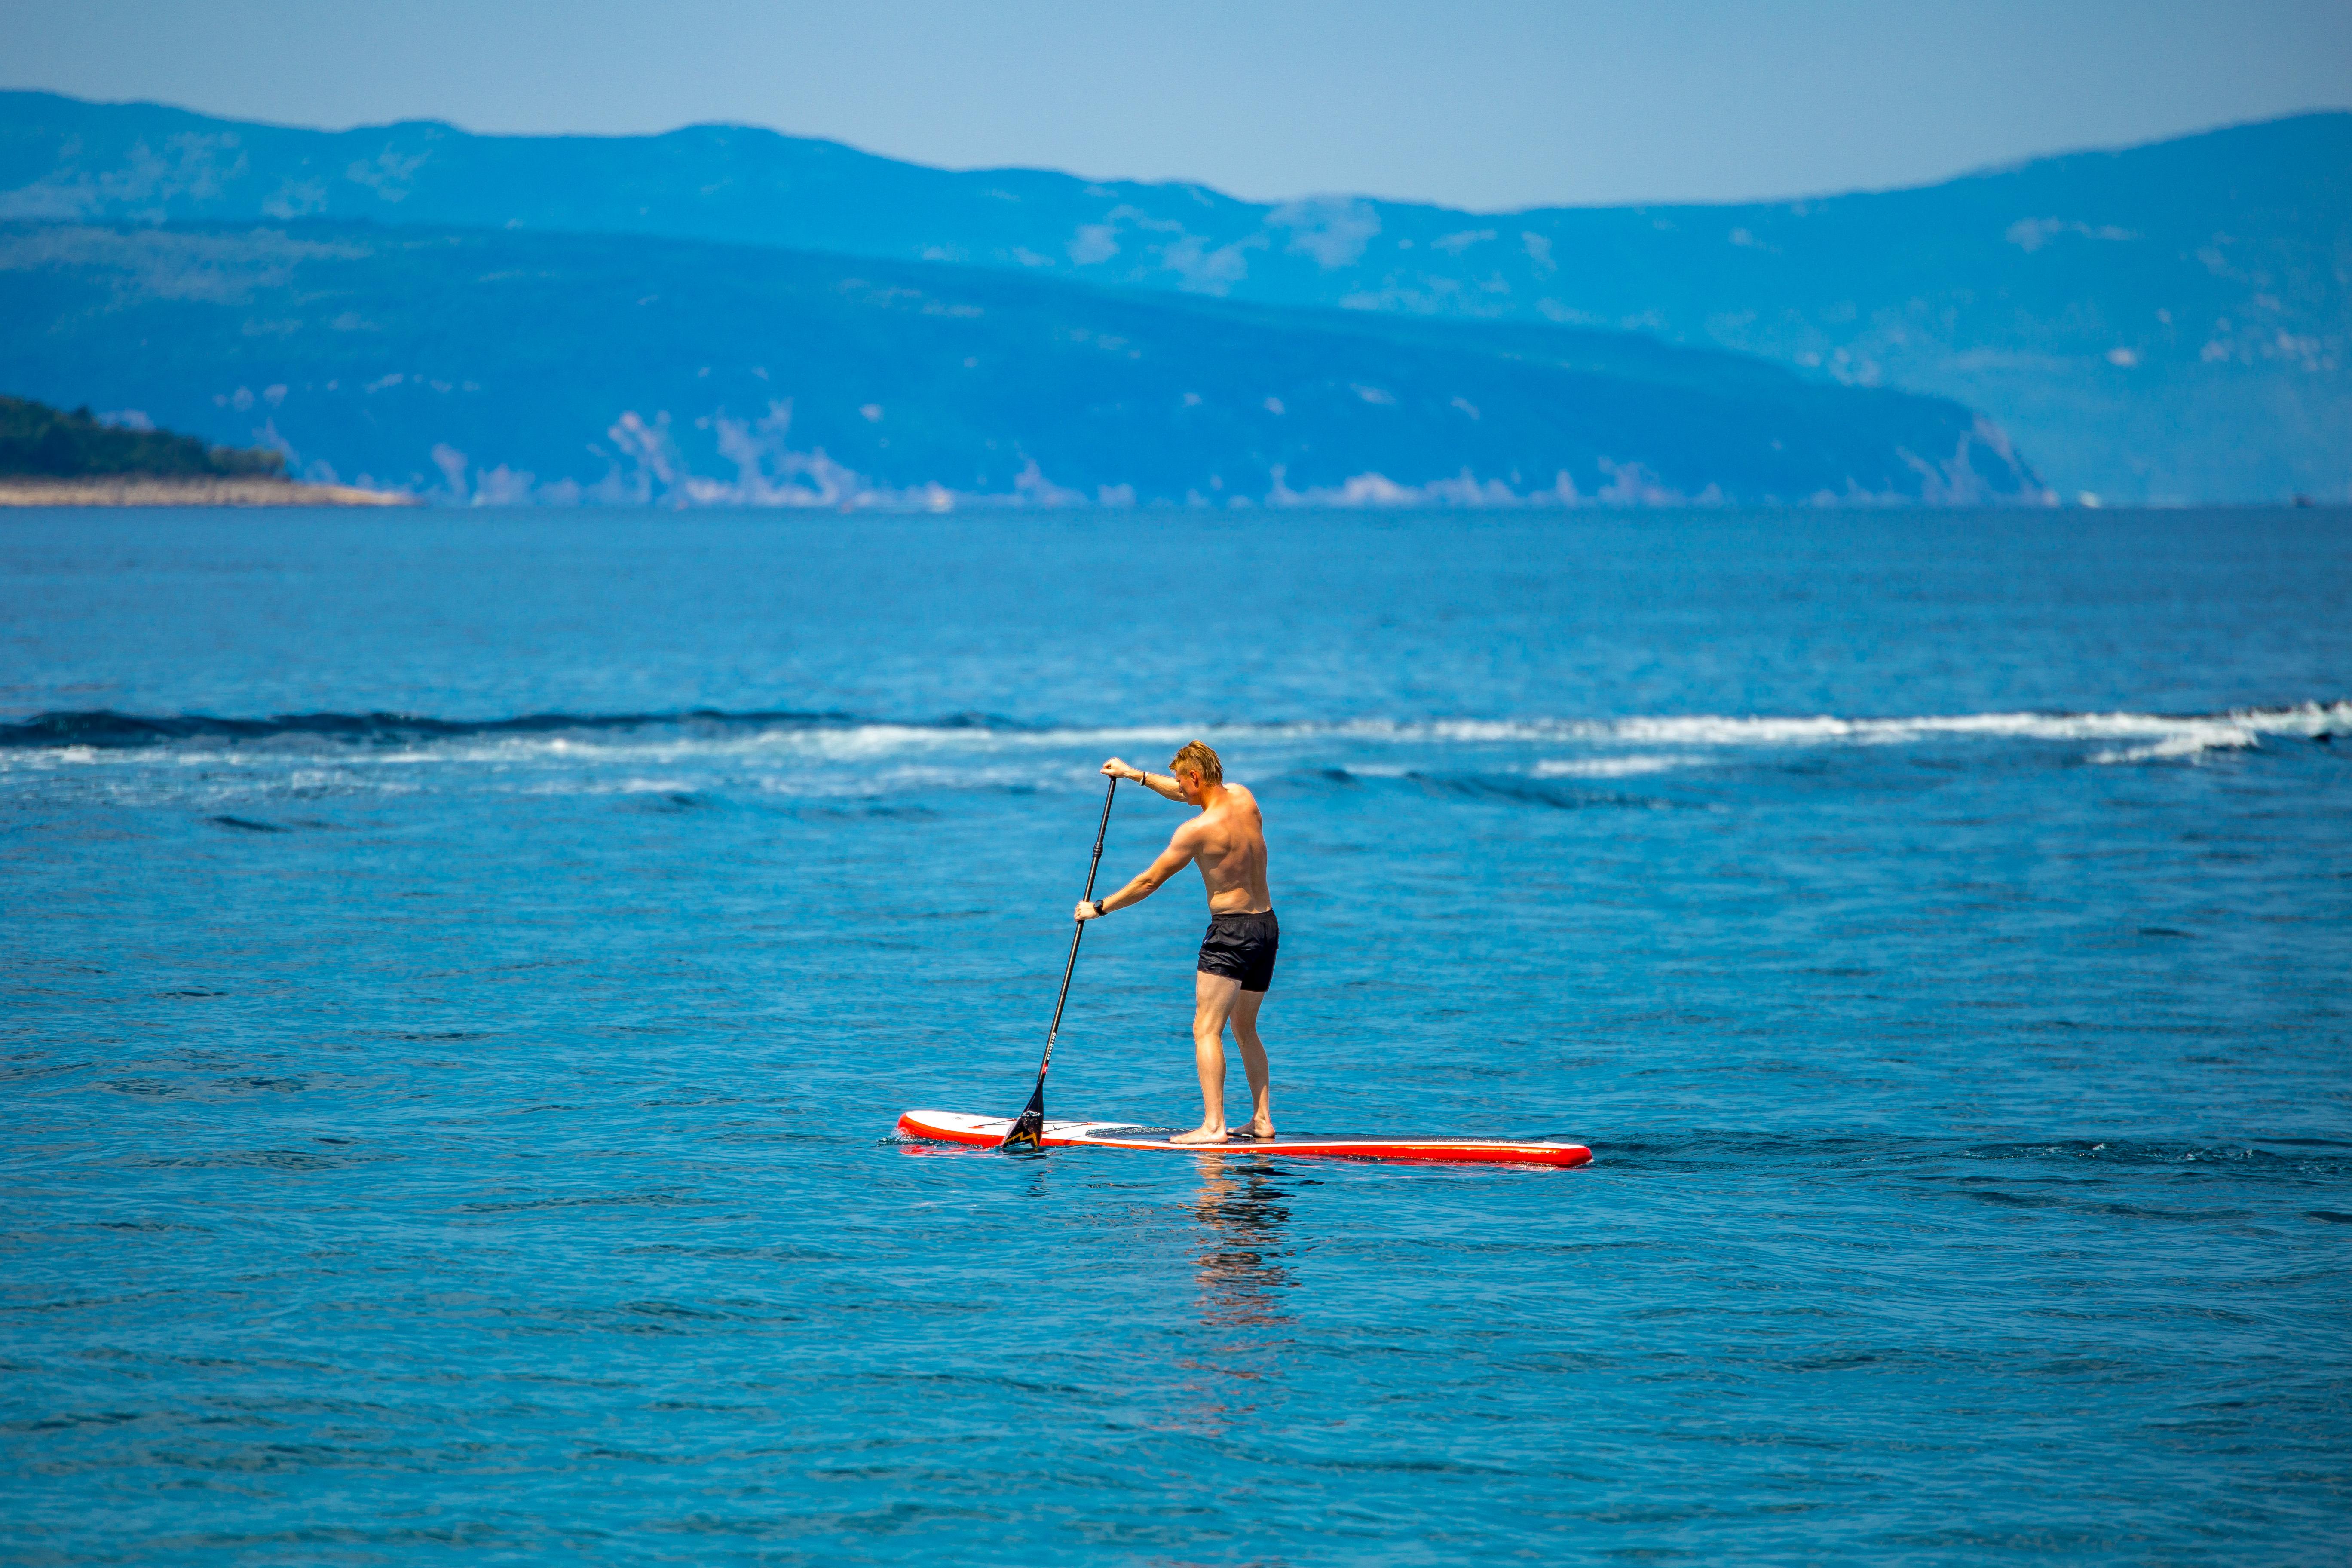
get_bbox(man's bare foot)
[1236,1118,1276,1140]
[1169,1125,1230,1145]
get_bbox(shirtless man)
[1074,741,1277,1145]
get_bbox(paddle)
[1001,772,1119,1151]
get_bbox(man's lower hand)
[1073,899,1102,922]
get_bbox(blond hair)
[1169,739,1223,785]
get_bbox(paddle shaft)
[1005,774,1117,1145]
[1042,774,1119,1074]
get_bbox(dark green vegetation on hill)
[0,222,2044,506]
[3,91,2343,500]
[0,392,283,478]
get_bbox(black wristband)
[1092,899,1108,918]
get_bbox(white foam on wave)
[1531,755,1700,778]
[515,775,703,796]
[3,703,2341,798]
[114,721,1203,773]
[1334,702,2352,756]
[24,770,423,810]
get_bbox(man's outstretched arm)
[1074,832,1195,921]
[1101,756,1187,803]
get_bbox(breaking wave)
[1331,702,2352,761]
[3,701,2342,769]
[0,707,948,748]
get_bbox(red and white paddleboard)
[896,1109,1591,1167]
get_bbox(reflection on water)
[1165,1155,1304,1436]
[1187,1155,1297,1327]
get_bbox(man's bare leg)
[1171,971,1242,1145]
[1229,986,1274,1139]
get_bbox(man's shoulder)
[1217,783,1264,826]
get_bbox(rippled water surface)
[3,507,2349,1564]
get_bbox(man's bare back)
[1071,740,1277,1144]
[1169,781,1270,914]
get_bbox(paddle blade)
[1000,1082,1046,1152]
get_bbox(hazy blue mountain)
[3,91,2343,500]
[0,222,2045,507]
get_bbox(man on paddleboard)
[1075,741,1276,1145]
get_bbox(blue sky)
[6,0,2349,210]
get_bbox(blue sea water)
[2,506,2348,1565]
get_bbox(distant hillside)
[0,222,2047,507]
[1,91,2343,500]
[0,392,283,477]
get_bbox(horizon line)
[4,84,2346,219]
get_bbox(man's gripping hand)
[1100,757,1145,783]
[1072,899,1104,922]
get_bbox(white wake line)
[4,701,2344,770]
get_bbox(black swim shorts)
[1197,909,1280,993]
